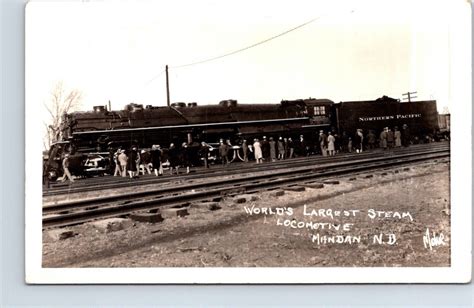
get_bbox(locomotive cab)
[301,98,334,130]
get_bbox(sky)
[26,0,470,117]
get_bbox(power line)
[145,68,166,85]
[170,12,343,69]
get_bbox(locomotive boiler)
[45,98,334,180]
[59,98,334,152]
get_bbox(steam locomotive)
[44,96,445,180]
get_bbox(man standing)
[367,130,376,150]
[355,129,364,153]
[128,146,139,178]
[199,141,210,168]
[219,140,229,166]
[61,153,74,183]
[394,127,402,147]
[253,138,263,164]
[327,132,336,156]
[140,149,152,175]
[113,148,122,176]
[241,139,249,162]
[151,145,163,176]
[401,124,411,147]
[319,130,327,156]
[287,137,295,159]
[298,135,307,157]
[168,143,180,175]
[277,137,285,160]
[118,149,128,177]
[269,137,276,162]
[261,136,269,161]
[380,128,388,150]
[387,128,394,149]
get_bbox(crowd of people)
[58,124,418,182]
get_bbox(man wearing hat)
[151,145,163,176]
[401,124,410,147]
[269,137,276,162]
[127,146,140,178]
[261,136,270,161]
[297,135,307,157]
[277,137,285,160]
[113,148,122,176]
[140,149,152,175]
[61,153,74,183]
[118,149,128,177]
[319,130,328,156]
[380,127,388,150]
[386,127,394,149]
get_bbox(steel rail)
[43,150,449,228]
[43,147,449,213]
[44,142,449,196]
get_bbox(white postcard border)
[25,0,472,284]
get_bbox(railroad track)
[43,142,449,196]
[43,145,450,229]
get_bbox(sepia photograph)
[25,0,471,283]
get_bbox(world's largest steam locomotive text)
[243,204,415,246]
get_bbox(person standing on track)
[380,128,388,150]
[199,141,210,168]
[140,149,152,175]
[61,153,74,183]
[327,132,336,156]
[394,126,402,147]
[128,146,139,178]
[287,137,295,159]
[367,130,376,150]
[181,142,191,174]
[113,148,122,176]
[401,124,411,147]
[319,130,328,156]
[298,135,307,157]
[219,140,229,166]
[151,144,163,176]
[241,139,249,162]
[277,137,285,160]
[118,149,128,177]
[387,128,394,149]
[355,129,364,153]
[269,137,276,162]
[253,138,263,164]
[168,143,180,175]
[261,136,269,162]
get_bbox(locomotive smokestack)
[166,65,170,108]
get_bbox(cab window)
[314,106,326,115]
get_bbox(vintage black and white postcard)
[25,0,471,283]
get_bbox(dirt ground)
[43,159,450,267]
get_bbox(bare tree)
[43,81,83,150]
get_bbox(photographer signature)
[423,228,446,250]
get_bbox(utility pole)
[402,91,417,102]
[166,65,170,107]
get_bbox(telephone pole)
[166,65,170,107]
[402,91,417,102]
